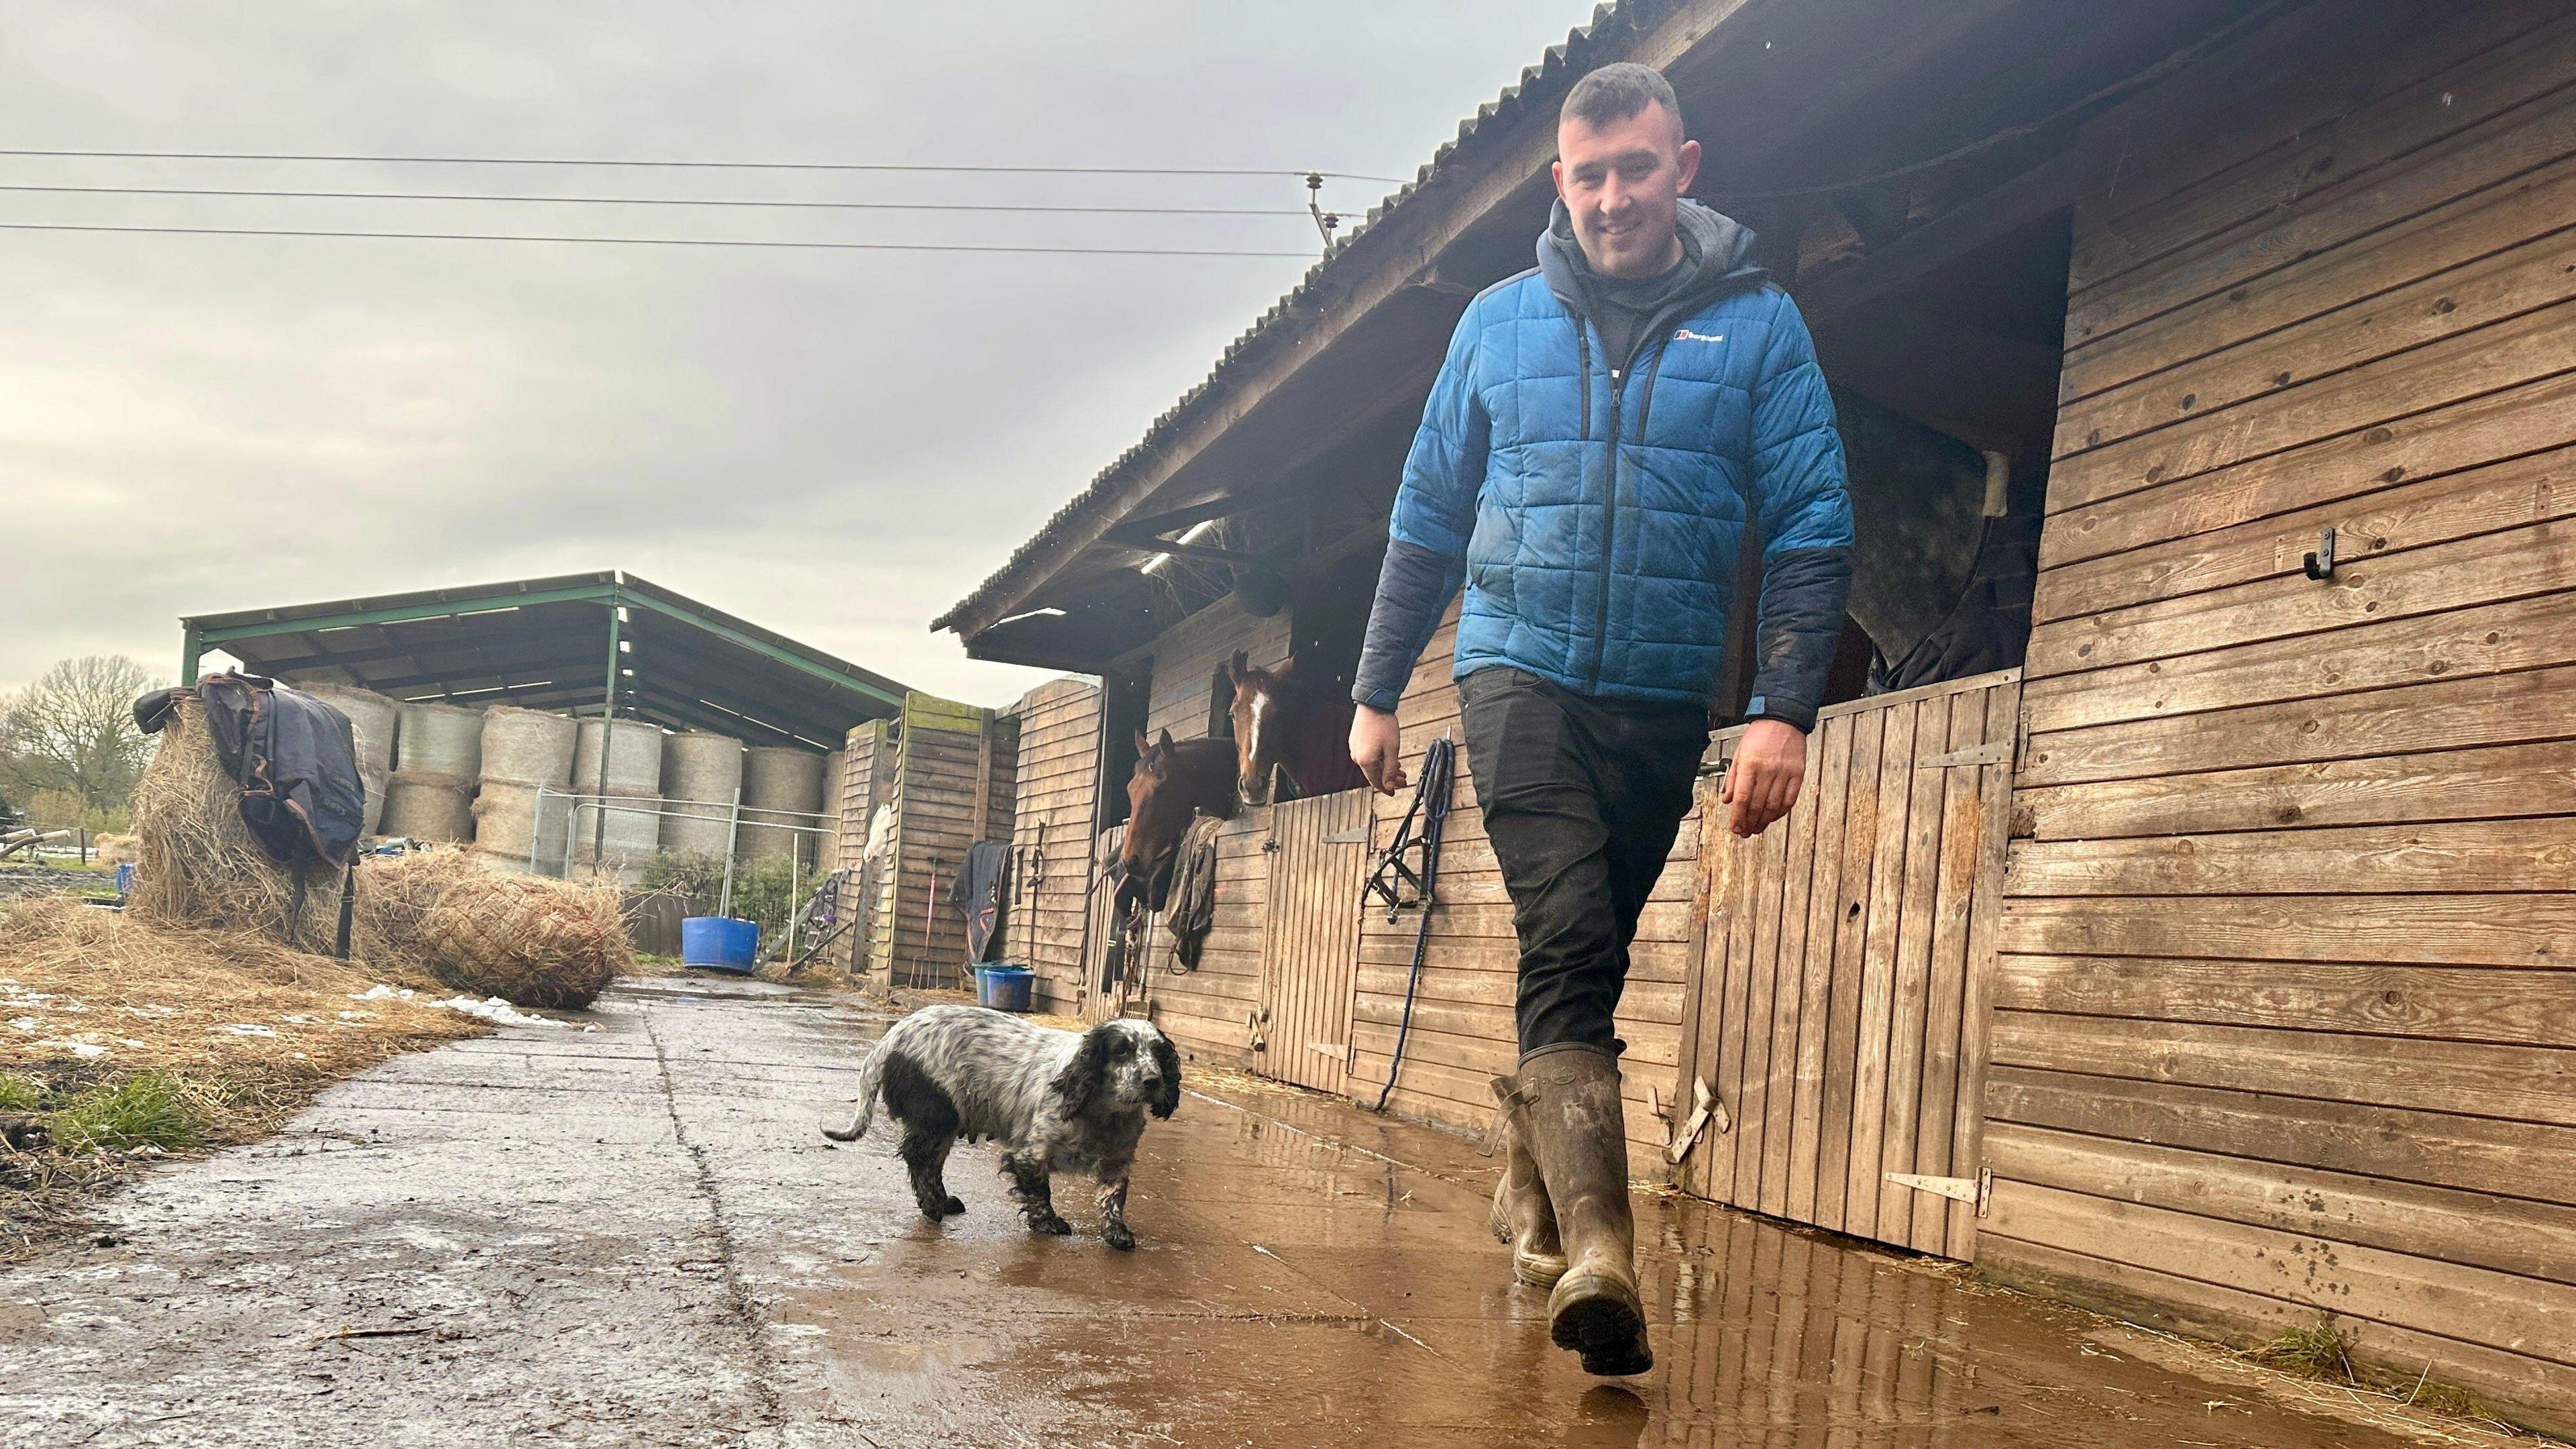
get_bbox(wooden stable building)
[833,692,1016,990]
[937,0,2576,1431]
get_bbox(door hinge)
[1884,1167,1992,1217]
[1311,1041,1348,1060]
[1320,829,1371,845]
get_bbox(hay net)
[352,850,631,1010]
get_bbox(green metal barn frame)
[179,570,908,749]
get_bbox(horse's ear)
[1134,728,1153,757]
[1228,649,1249,686]
[1157,729,1175,753]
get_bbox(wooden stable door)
[1672,669,2019,1260]
[1253,789,1371,1094]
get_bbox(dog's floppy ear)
[1148,1031,1183,1120]
[1050,1025,1113,1118]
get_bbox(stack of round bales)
[381,702,482,842]
[295,683,402,835]
[658,731,745,860]
[471,707,579,873]
[572,718,664,883]
[739,745,826,867]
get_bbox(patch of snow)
[38,1039,107,1059]
[7,1017,36,1033]
[428,996,566,1028]
[223,1024,280,1038]
[349,985,417,1002]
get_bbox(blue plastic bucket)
[974,965,1034,1012]
[681,916,759,973]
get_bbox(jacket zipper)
[1585,358,1623,691]
[1576,327,1591,440]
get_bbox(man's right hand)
[1348,704,1408,796]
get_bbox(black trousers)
[1458,667,1709,1057]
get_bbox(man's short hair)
[1562,62,1682,137]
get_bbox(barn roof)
[181,571,909,752]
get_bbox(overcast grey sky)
[0,1,1589,705]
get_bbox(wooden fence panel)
[1674,669,2021,1261]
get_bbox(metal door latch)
[1664,1076,1728,1165]
[2303,526,2339,580]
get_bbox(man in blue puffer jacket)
[1346,63,1853,1378]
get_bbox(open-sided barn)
[936,1,2576,1430]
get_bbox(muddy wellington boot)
[1519,1046,1652,1377]
[1485,1075,1568,1289]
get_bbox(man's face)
[1552,101,1701,280]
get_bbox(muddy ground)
[0,977,2498,1447]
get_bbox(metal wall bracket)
[2303,526,2339,580]
[1885,1167,1992,1217]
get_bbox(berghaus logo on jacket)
[1670,327,1725,343]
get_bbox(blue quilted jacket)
[1353,201,1854,728]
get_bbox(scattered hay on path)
[0,896,486,1260]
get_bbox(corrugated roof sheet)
[932,0,1674,634]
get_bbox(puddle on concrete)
[0,979,2471,1449]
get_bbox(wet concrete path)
[1,979,2440,1447]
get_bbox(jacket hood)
[1538,197,1762,316]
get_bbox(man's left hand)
[1723,718,1808,838]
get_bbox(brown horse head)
[1119,727,1238,884]
[1227,650,1364,806]
[1226,650,1294,806]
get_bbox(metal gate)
[1252,789,1371,1094]
[1669,669,2019,1260]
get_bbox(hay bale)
[129,698,345,944]
[352,849,629,1010]
[90,834,140,867]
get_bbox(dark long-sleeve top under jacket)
[1351,200,1855,732]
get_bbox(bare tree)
[0,655,162,816]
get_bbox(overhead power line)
[0,219,1313,256]
[0,181,1313,217]
[0,147,1407,184]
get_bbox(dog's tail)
[822,1033,892,1142]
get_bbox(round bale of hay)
[129,696,345,942]
[352,848,630,1010]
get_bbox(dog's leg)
[1095,1152,1136,1251]
[1004,1154,1071,1236]
[902,1125,965,1220]
[883,1053,965,1220]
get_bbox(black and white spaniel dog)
[824,1005,1183,1250]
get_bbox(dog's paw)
[1028,1214,1073,1236]
[1102,1222,1136,1252]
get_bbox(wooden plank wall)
[880,694,1017,990]
[1004,678,1101,1014]
[1352,600,1698,1171]
[1676,672,2017,1260]
[1986,1,2576,1426]
[835,720,892,975]
[1141,594,1291,745]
